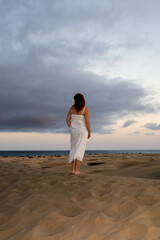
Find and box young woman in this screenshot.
[66,93,91,174]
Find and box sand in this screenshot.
[0,153,160,240]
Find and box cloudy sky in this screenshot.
[0,0,160,150]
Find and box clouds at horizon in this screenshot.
[0,0,160,134]
[144,123,160,131]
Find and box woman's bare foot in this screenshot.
[74,171,85,175]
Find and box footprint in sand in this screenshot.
[104,202,137,221]
[114,186,143,198]
[0,204,17,223]
[0,223,23,239]
[92,187,106,197]
[0,215,7,225]
[48,179,58,185]
[95,194,115,203]
[107,223,148,240]
[31,213,69,237]
[5,191,26,205]
[100,183,113,194]
[59,204,85,217]
[0,181,10,191]
[146,227,160,240]
[139,204,160,227]
[65,185,78,192]
[136,194,158,206]
[101,183,111,188]
[73,190,92,201]
[124,223,148,240]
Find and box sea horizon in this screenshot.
[0,149,160,157]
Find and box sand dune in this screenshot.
[0,154,160,240]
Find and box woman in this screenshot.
[66,93,91,175]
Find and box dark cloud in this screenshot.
[0,61,156,133]
[0,0,158,133]
[122,119,137,128]
[144,123,160,131]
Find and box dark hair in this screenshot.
[74,93,85,111]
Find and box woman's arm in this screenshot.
[66,107,72,127]
[84,107,91,139]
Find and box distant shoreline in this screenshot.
[0,150,160,157]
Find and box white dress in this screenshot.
[69,108,88,163]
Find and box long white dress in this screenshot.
[69,108,88,163]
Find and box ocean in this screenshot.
[0,150,160,157]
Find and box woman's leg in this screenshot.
[75,159,85,174]
[71,160,76,173]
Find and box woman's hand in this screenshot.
[88,133,91,139]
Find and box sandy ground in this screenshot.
[0,153,160,240]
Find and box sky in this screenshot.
[0,0,160,150]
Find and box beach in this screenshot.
[0,153,160,240]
